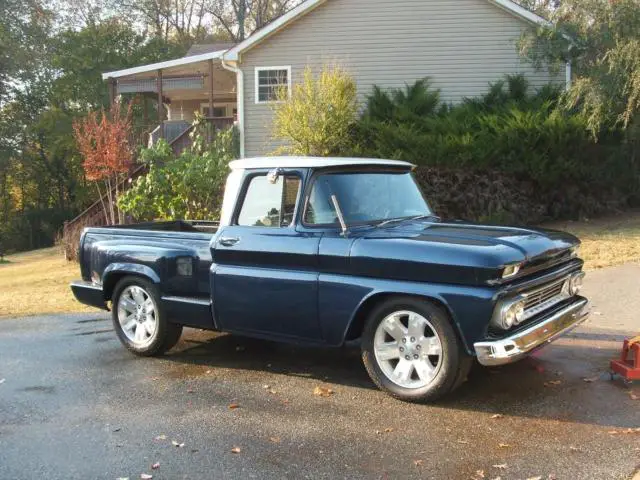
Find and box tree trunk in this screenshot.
[237,0,246,41]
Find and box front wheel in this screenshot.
[361,297,471,402]
[111,276,183,356]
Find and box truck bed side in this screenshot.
[73,226,215,329]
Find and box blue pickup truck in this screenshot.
[71,157,589,402]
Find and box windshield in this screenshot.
[304,171,431,226]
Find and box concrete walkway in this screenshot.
[582,262,640,333]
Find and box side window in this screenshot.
[238,174,301,227]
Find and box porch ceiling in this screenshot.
[113,60,236,100]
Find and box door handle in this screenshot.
[219,236,240,247]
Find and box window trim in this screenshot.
[254,66,292,104]
[234,170,303,228]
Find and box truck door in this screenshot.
[211,169,323,341]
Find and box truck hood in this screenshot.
[348,220,580,286]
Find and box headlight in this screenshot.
[568,271,584,295]
[492,297,526,330]
[513,301,525,324]
[569,245,580,258]
[502,263,521,278]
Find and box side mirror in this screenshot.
[267,168,283,184]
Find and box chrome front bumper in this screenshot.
[474,297,589,366]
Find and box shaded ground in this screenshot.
[0,265,639,479]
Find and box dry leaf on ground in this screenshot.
[154,434,166,440]
[229,403,240,409]
[525,477,542,480]
[171,440,185,448]
[493,464,508,470]
[269,436,280,443]
[498,443,511,448]
[490,414,503,419]
[151,463,160,470]
[231,446,241,454]
[629,391,639,400]
[140,474,153,480]
[583,376,599,383]
[544,380,562,387]
[313,386,334,397]
[413,459,423,467]
[475,470,485,478]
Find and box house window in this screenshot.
[238,174,301,227]
[255,66,291,104]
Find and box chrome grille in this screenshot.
[522,278,568,321]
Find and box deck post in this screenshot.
[142,94,149,145]
[208,59,215,142]
[157,69,164,140]
[108,78,117,107]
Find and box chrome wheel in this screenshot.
[117,285,157,347]
[373,310,443,389]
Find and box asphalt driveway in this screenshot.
[1,264,639,480]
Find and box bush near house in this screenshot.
[271,65,358,156]
[350,77,639,224]
[117,122,237,222]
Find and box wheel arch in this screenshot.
[343,291,472,355]
[103,263,161,301]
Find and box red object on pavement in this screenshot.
[610,336,640,381]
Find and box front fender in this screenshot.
[318,274,496,354]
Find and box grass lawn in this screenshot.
[1,210,639,318]
[0,247,91,318]
[546,209,640,270]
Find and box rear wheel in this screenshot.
[361,296,471,402]
[111,276,182,356]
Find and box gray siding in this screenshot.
[240,0,561,156]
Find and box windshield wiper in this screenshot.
[375,214,437,229]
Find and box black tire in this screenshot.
[111,276,183,356]
[361,296,472,402]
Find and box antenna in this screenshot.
[330,194,348,236]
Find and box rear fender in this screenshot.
[102,263,161,299]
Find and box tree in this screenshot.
[74,101,134,224]
[51,19,186,110]
[519,0,640,138]
[0,0,54,104]
[271,65,358,156]
[206,0,300,41]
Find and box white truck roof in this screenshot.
[229,157,415,170]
